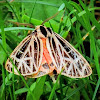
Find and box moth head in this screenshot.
[34,25,52,38]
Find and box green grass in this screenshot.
[0,0,100,100]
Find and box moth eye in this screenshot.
[40,26,47,37]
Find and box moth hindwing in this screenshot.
[5,25,92,78]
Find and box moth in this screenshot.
[5,25,92,78]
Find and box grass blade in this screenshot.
[92,77,100,100]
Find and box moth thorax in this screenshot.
[36,25,52,38]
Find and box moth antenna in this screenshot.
[41,11,60,25]
[8,20,34,28]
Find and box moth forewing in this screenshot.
[5,34,41,76]
[54,33,92,78]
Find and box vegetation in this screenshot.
[0,0,100,100]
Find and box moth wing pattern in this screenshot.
[5,25,92,78]
[5,34,43,76]
[47,31,92,78]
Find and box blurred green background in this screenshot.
[0,0,100,100]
